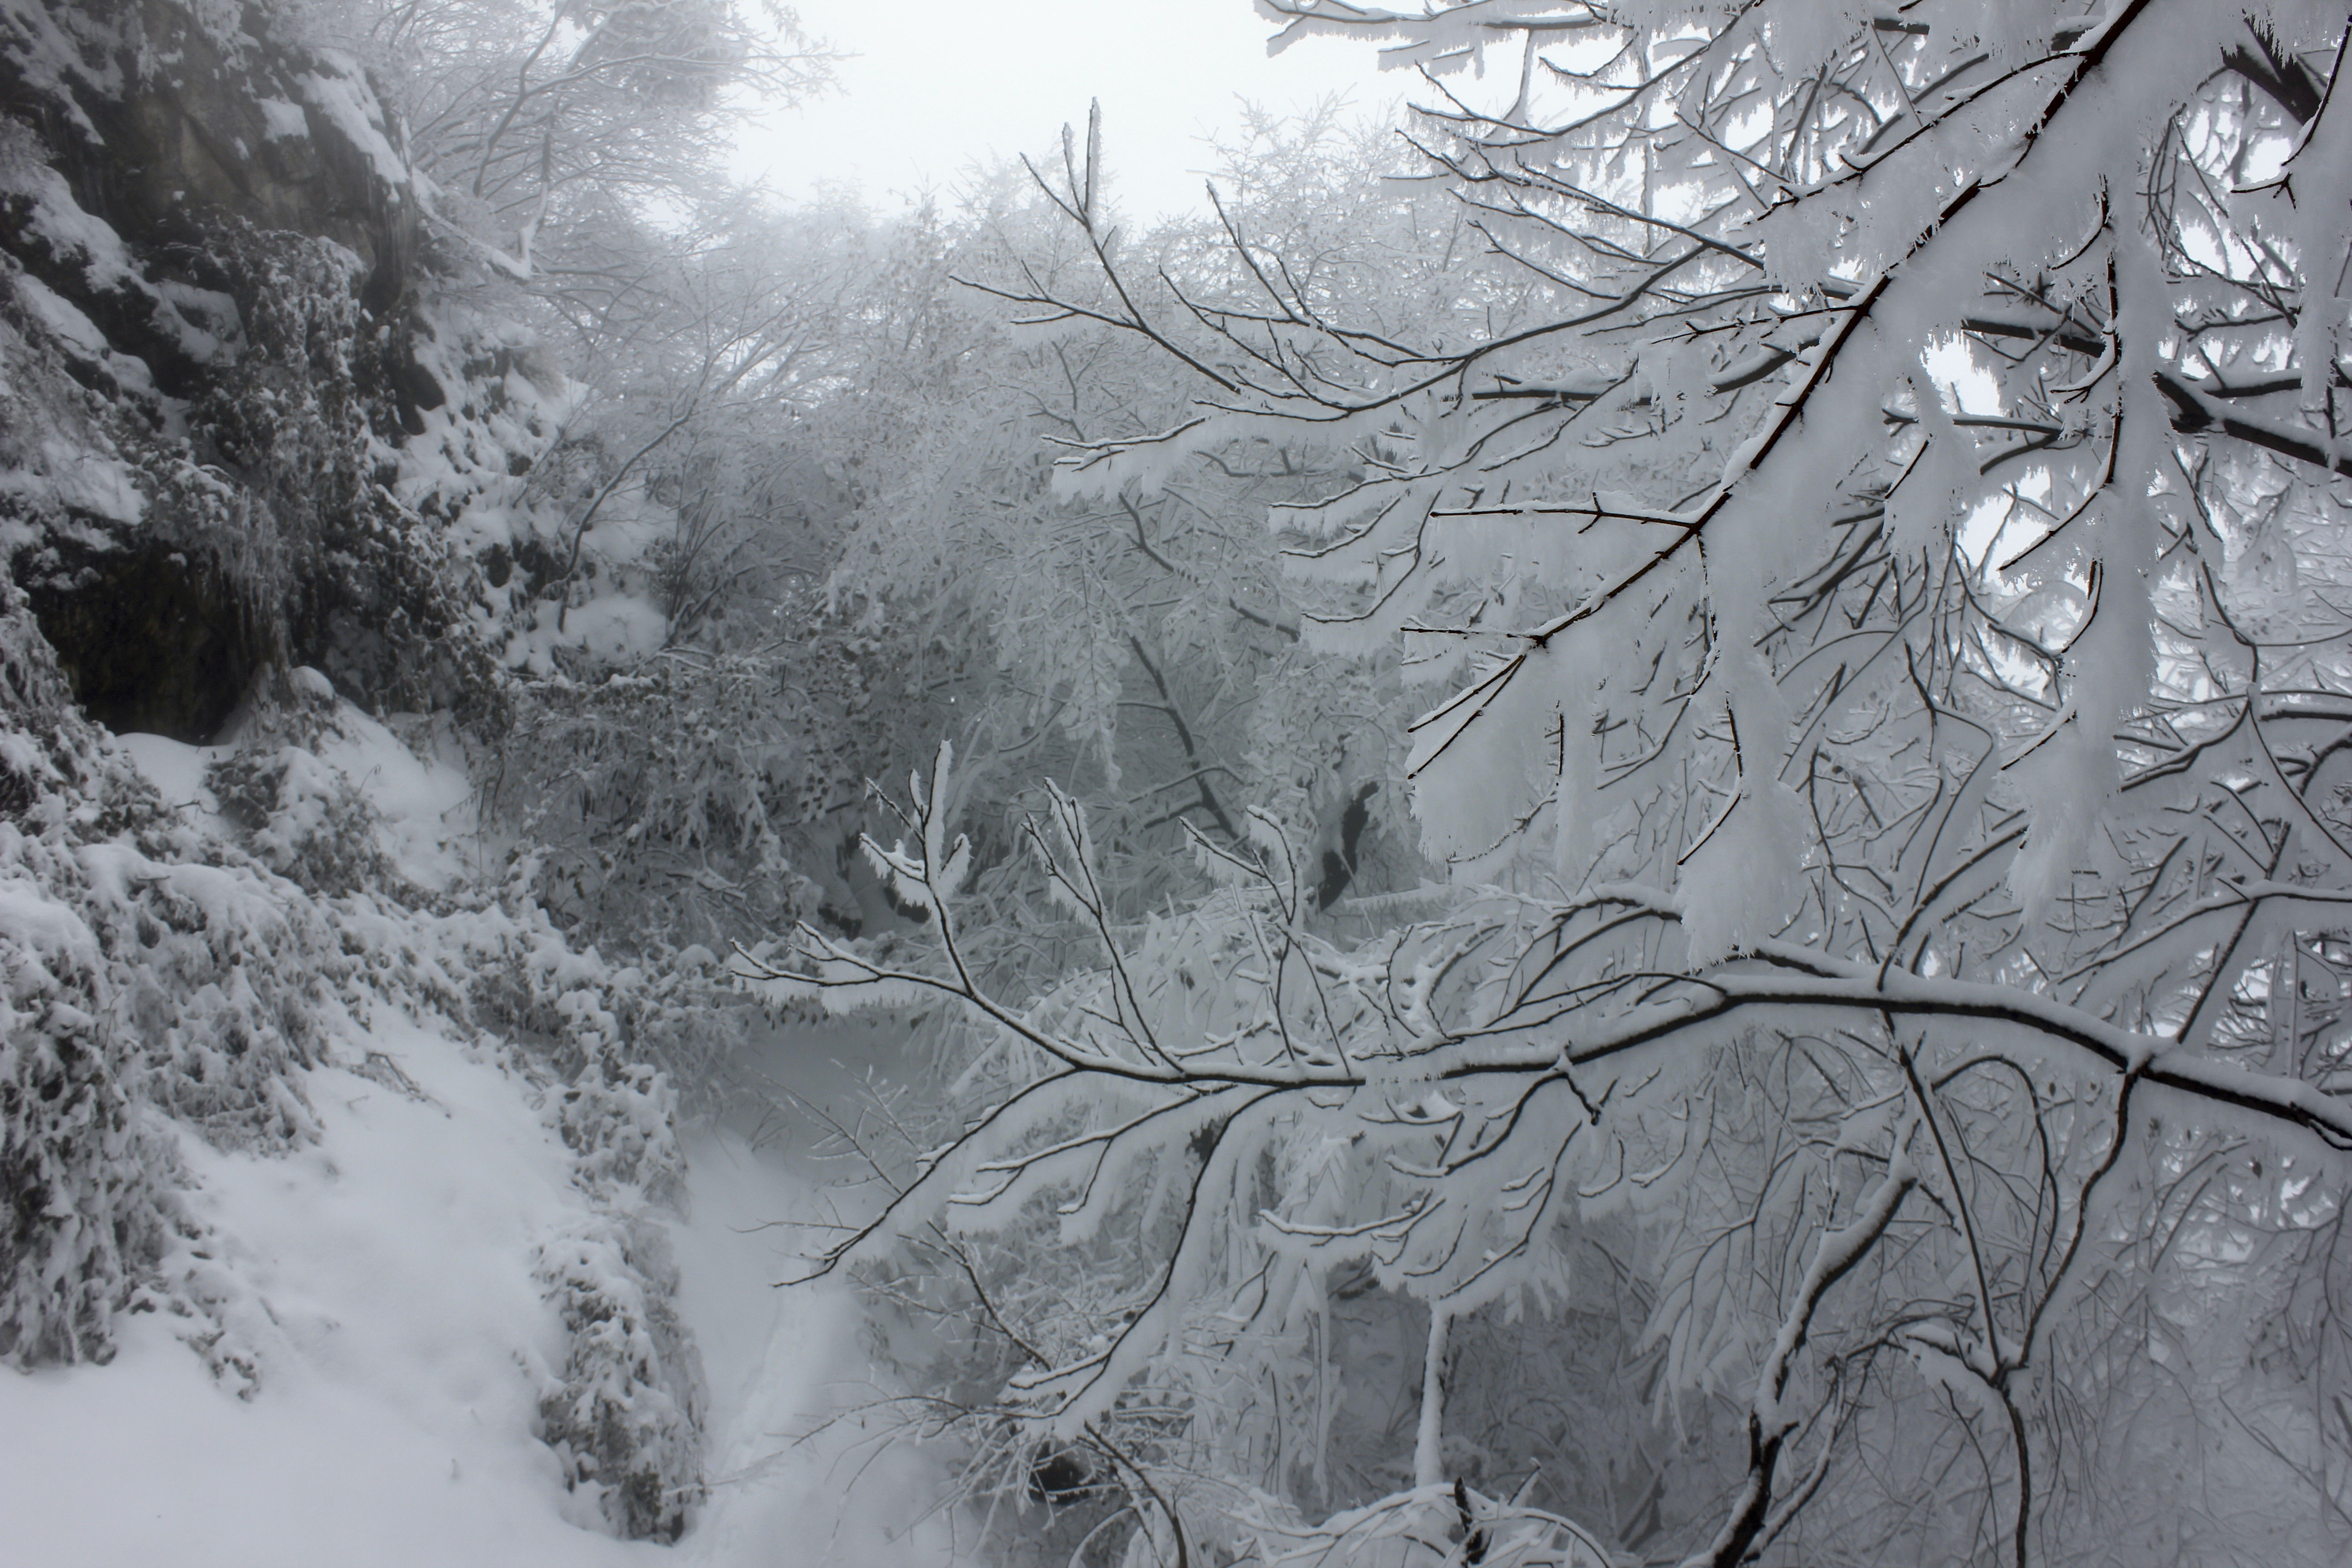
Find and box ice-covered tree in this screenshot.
[479,201,932,955]
[751,5,2352,1565]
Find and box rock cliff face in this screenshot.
[6,0,417,348]
[0,0,485,741]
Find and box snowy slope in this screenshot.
[0,1014,656,1567]
[0,1016,967,1567]
[0,691,968,1565]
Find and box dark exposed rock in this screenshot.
[4,0,418,317]
[18,532,266,741]
[0,0,502,739]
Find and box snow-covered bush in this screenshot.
[497,965,710,1540]
[554,1034,686,1209]
[530,982,707,1546]
[0,580,296,1366]
[189,216,504,721]
[207,745,391,897]
[0,879,182,1368]
[204,690,400,899]
[535,1210,706,1541]
[536,1048,701,1551]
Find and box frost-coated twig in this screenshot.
[1686,1129,1917,1568]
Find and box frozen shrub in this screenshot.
[536,1214,707,1542]
[0,950,180,1367]
[0,581,241,1363]
[495,640,897,956]
[554,1029,686,1210]
[186,216,501,722]
[207,741,392,897]
[535,1022,702,1537]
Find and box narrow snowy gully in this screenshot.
[675,1013,968,1567]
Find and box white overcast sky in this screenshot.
[734,1,1394,220]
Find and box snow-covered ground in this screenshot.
[2,714,967,1566]
[675,1113,961,1566]
[0,1009,965,1566]
[116,695,487,893]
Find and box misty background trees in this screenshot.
[4,0,2352,1563]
